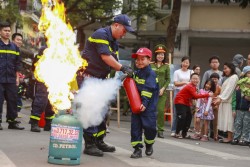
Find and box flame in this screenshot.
[35,0,88,113]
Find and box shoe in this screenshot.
[219,139,231,144]
[0,123,2,130]
[231,139,239,145]
[145,144,153,156]
[8,122,25,130]
[200,135,209,142]
[83,134,103,157]
[31,124,41,132]
[239,140,249,146]
[96,138,116,152]
[44,119,52,131]
[157,131,164,138]
[130,148,142,158]
[170,132,176,137]
[191,133,201,140]
[106,128,110,133]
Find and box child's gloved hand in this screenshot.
[140,104,146,112]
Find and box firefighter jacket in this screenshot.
[134,65,159,116]
[81,26,119,79]
[0,39,22,83]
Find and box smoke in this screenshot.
[73,77,121,129]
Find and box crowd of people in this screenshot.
[0,13,249,162]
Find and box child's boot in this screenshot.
[145,144,153,156]
[130,147,142,158]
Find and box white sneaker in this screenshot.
[171,132,176,137]
[106,128,110,133]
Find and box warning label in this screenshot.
[50,124,80,142]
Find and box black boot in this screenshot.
[96,136,116,152]
[30,119,41,132]
[0,123,2,130]
[8,121,25,130]
[145,144,153,156]
[83,134,103,157]
[157,131,164,138]
[130,147,142,158]
[44,119,52,131]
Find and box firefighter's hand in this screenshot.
[140,104,146,112]
[120,65,133,77]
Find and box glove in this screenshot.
[120,65,133,77]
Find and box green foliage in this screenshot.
[0,0,21,23]
[210,0,250,8]
[122,0,160,21]
[64,0,122,28]
[237,77,250,96]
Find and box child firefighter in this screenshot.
[129,48,159,158]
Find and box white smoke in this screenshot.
[73,77,121,129]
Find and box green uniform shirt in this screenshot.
[151,63,170,90]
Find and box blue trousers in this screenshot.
[131,113,157,148]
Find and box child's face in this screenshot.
[205,81,211,90]
[211,78,219,85]
[135,56,151,69]
[190,74,200,86]
[210,59,220,70]
[246,71,250,78]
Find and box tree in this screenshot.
[63,0,122,49]
[0,0,21,24]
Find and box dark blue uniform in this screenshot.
[131,66,159,148]
[29,46,54,124]
[0,39,21,123]
[81,27,119,138]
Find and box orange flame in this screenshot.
[35,0,87,112]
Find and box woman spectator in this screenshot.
[151,44,170,138]
[213,62,238,143]
[192,65,201,75]
[171,56,191,137]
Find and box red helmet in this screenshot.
[132,48,152,59]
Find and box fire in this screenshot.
[35,0,87,112]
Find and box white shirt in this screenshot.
[173,69,191,90]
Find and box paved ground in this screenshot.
[0,99,249,167]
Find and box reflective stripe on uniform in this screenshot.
[141,91,152,98]
[88,37,109,45]
[156,78,158,83]
[45,115,55,120]
[131,141,143,147]
[17,105,22,108]
[135,77,145,84]
[93,130,106,137]
[30,115,40,121]
[0,50,19,55]
[37,55,42,59]
[144,138,155,145]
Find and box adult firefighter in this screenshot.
[29,46,55,132]
[81,14,134,157]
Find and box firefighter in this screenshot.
[0,22,24,130]
[29,46,55,132]
[150,44,170,138]
[81,14,134,157]
[130,48,159,158]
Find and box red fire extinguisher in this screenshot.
[123,77,142,114]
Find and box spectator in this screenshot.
[171,56,192,137]
[231,66,250,146]
[174,73,213,139]
[213,62,238,143]
[0,22,24,130]
[232,54,246,78]
[201,56,222,88]
[192,65,201,75]
[151,44,170,138]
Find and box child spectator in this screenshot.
[231,66,250,146]
[130,48,159,158]
[210,73,221,141]
[191,79,216,141]
[174,73,213,139]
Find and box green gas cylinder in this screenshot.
[48,111,83,165]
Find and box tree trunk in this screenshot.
[166,0,182,55]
